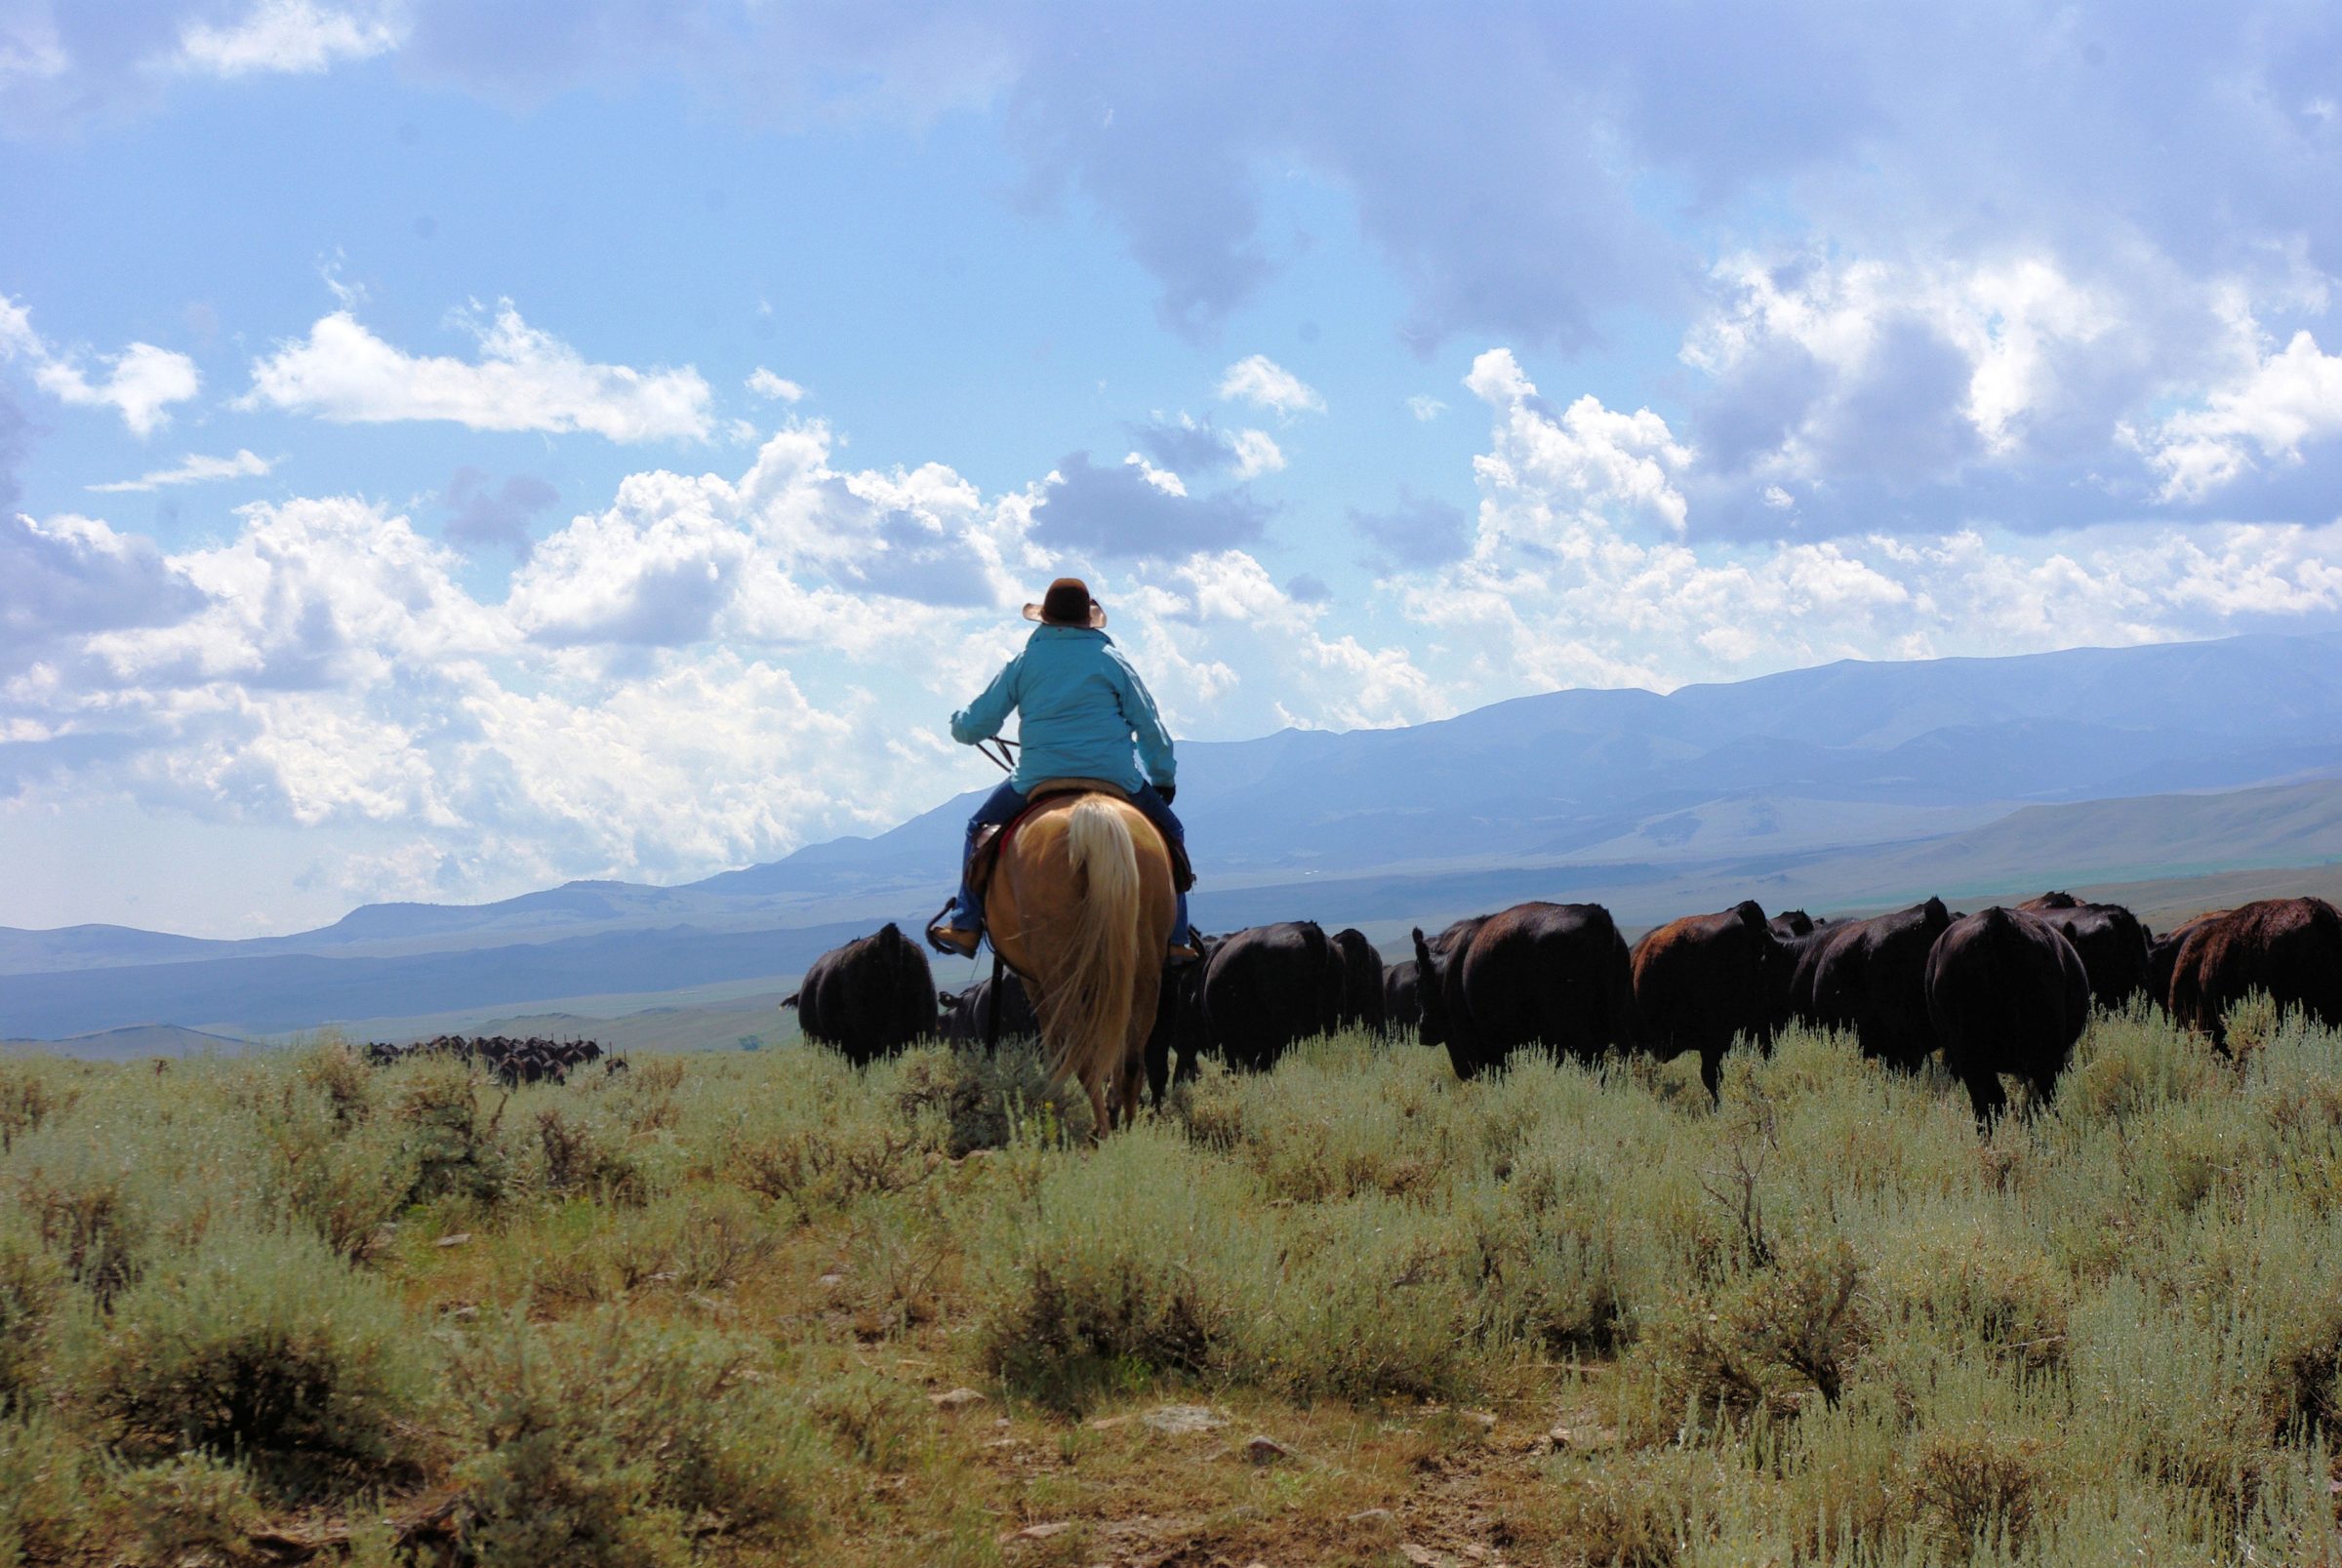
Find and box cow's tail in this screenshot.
[1045,796,1141,1091]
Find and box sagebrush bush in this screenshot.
[1909,1420,2052,1554]
[113,1450,267,1568]
[1192,1040,1458,1202]
[389,1057,514,1206]
[841,1197,955,1340]
[1772,1389,1915,1559]
[0,1412,89,1566]
[723,1099,941,1225]
[1455,1171,1628,1356]
[294,1040,379,1126]
[78,1226,433,1499]
[0,1062,77,1156]
[505,1197,626,1308]
[525,1103,650,1203]
[9,1132,151,1306]
[2056,1007,2189,1124]
[445,1308,817,1567]
[1872,1217,2071,1372]
[622,1054,688,1110]
[1638,1235,1870,1434]
[974,1124,1275,1410]
[599,1186,781,1296]
[890,1038,1092,1155]
[1539,1450,1707,1568]
[258,1096,418,1261]
[802,1359,932,1471]
[0,1206,62,1413]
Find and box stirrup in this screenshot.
[925,902,981,958]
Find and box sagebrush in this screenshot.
[2,1003,2340,1563]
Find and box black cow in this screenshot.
[784,923,939,1066]
[1144,937,1219,1104]
[2146,909,2223,1014]
[1768,909,1820,940]
[1409,917,1486,1053]
[1384,959,1424,1037]
[1410,902,1636,1080]
[1202,921,1342,1071]
[1782,922,1836,1026]
[1631,900,1790,1102]
[1925,906,2091,1125]
[1399,920,1487,1049]
[1803,897,1956,1071]
[2168,897,2342,1045]
[1327,928,1387,1032]
[936,973,1038,1049]
[2016,892,2152,1008]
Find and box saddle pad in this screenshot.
[967,788,1194,914]
[1027,776,1132,803]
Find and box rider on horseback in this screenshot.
[926,577,1196,963]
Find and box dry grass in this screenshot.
[4,1008,2342,1564]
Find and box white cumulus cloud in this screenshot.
[240,302,712,442]
[1393,344,2342,701]
[746,367,806,402]
[35,345,202,440]
[1229,428,1283,478]
[1216,354,1323,417]
[1466,348,1691,538]
[1,294,201,439]
[2141,329,2342,503]
[174,0,404,77]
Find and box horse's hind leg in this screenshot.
[1118,1049,1146,1127]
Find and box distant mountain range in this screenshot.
[0,1024,257,1061]
[6,631,2341,1040]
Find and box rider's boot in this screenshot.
[1166,891,1199,966]
[925,898,981,959]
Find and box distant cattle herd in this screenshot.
[360,1033,623,1085]
[781,892,2342,1125]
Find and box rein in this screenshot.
[975,735,1033,1013]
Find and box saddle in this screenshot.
[967,778,1196,916]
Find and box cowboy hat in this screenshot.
[1023,577,1108,628]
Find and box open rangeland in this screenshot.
[6,999,2342,1566]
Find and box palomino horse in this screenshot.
[988,787,1178,1133]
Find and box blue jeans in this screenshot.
[949,781,1191,948]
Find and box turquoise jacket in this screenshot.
[951,625,1177,794]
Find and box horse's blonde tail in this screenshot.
[1042,796,1140,1091]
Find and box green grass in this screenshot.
[3,1010,2342,1564]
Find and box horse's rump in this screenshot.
[1039,796,1141,1087]
[990,791,1175,1131]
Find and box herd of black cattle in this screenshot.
[786,893,2342,1125]
[360,1033,622,1085]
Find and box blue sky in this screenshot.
[8,0,2342,936]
